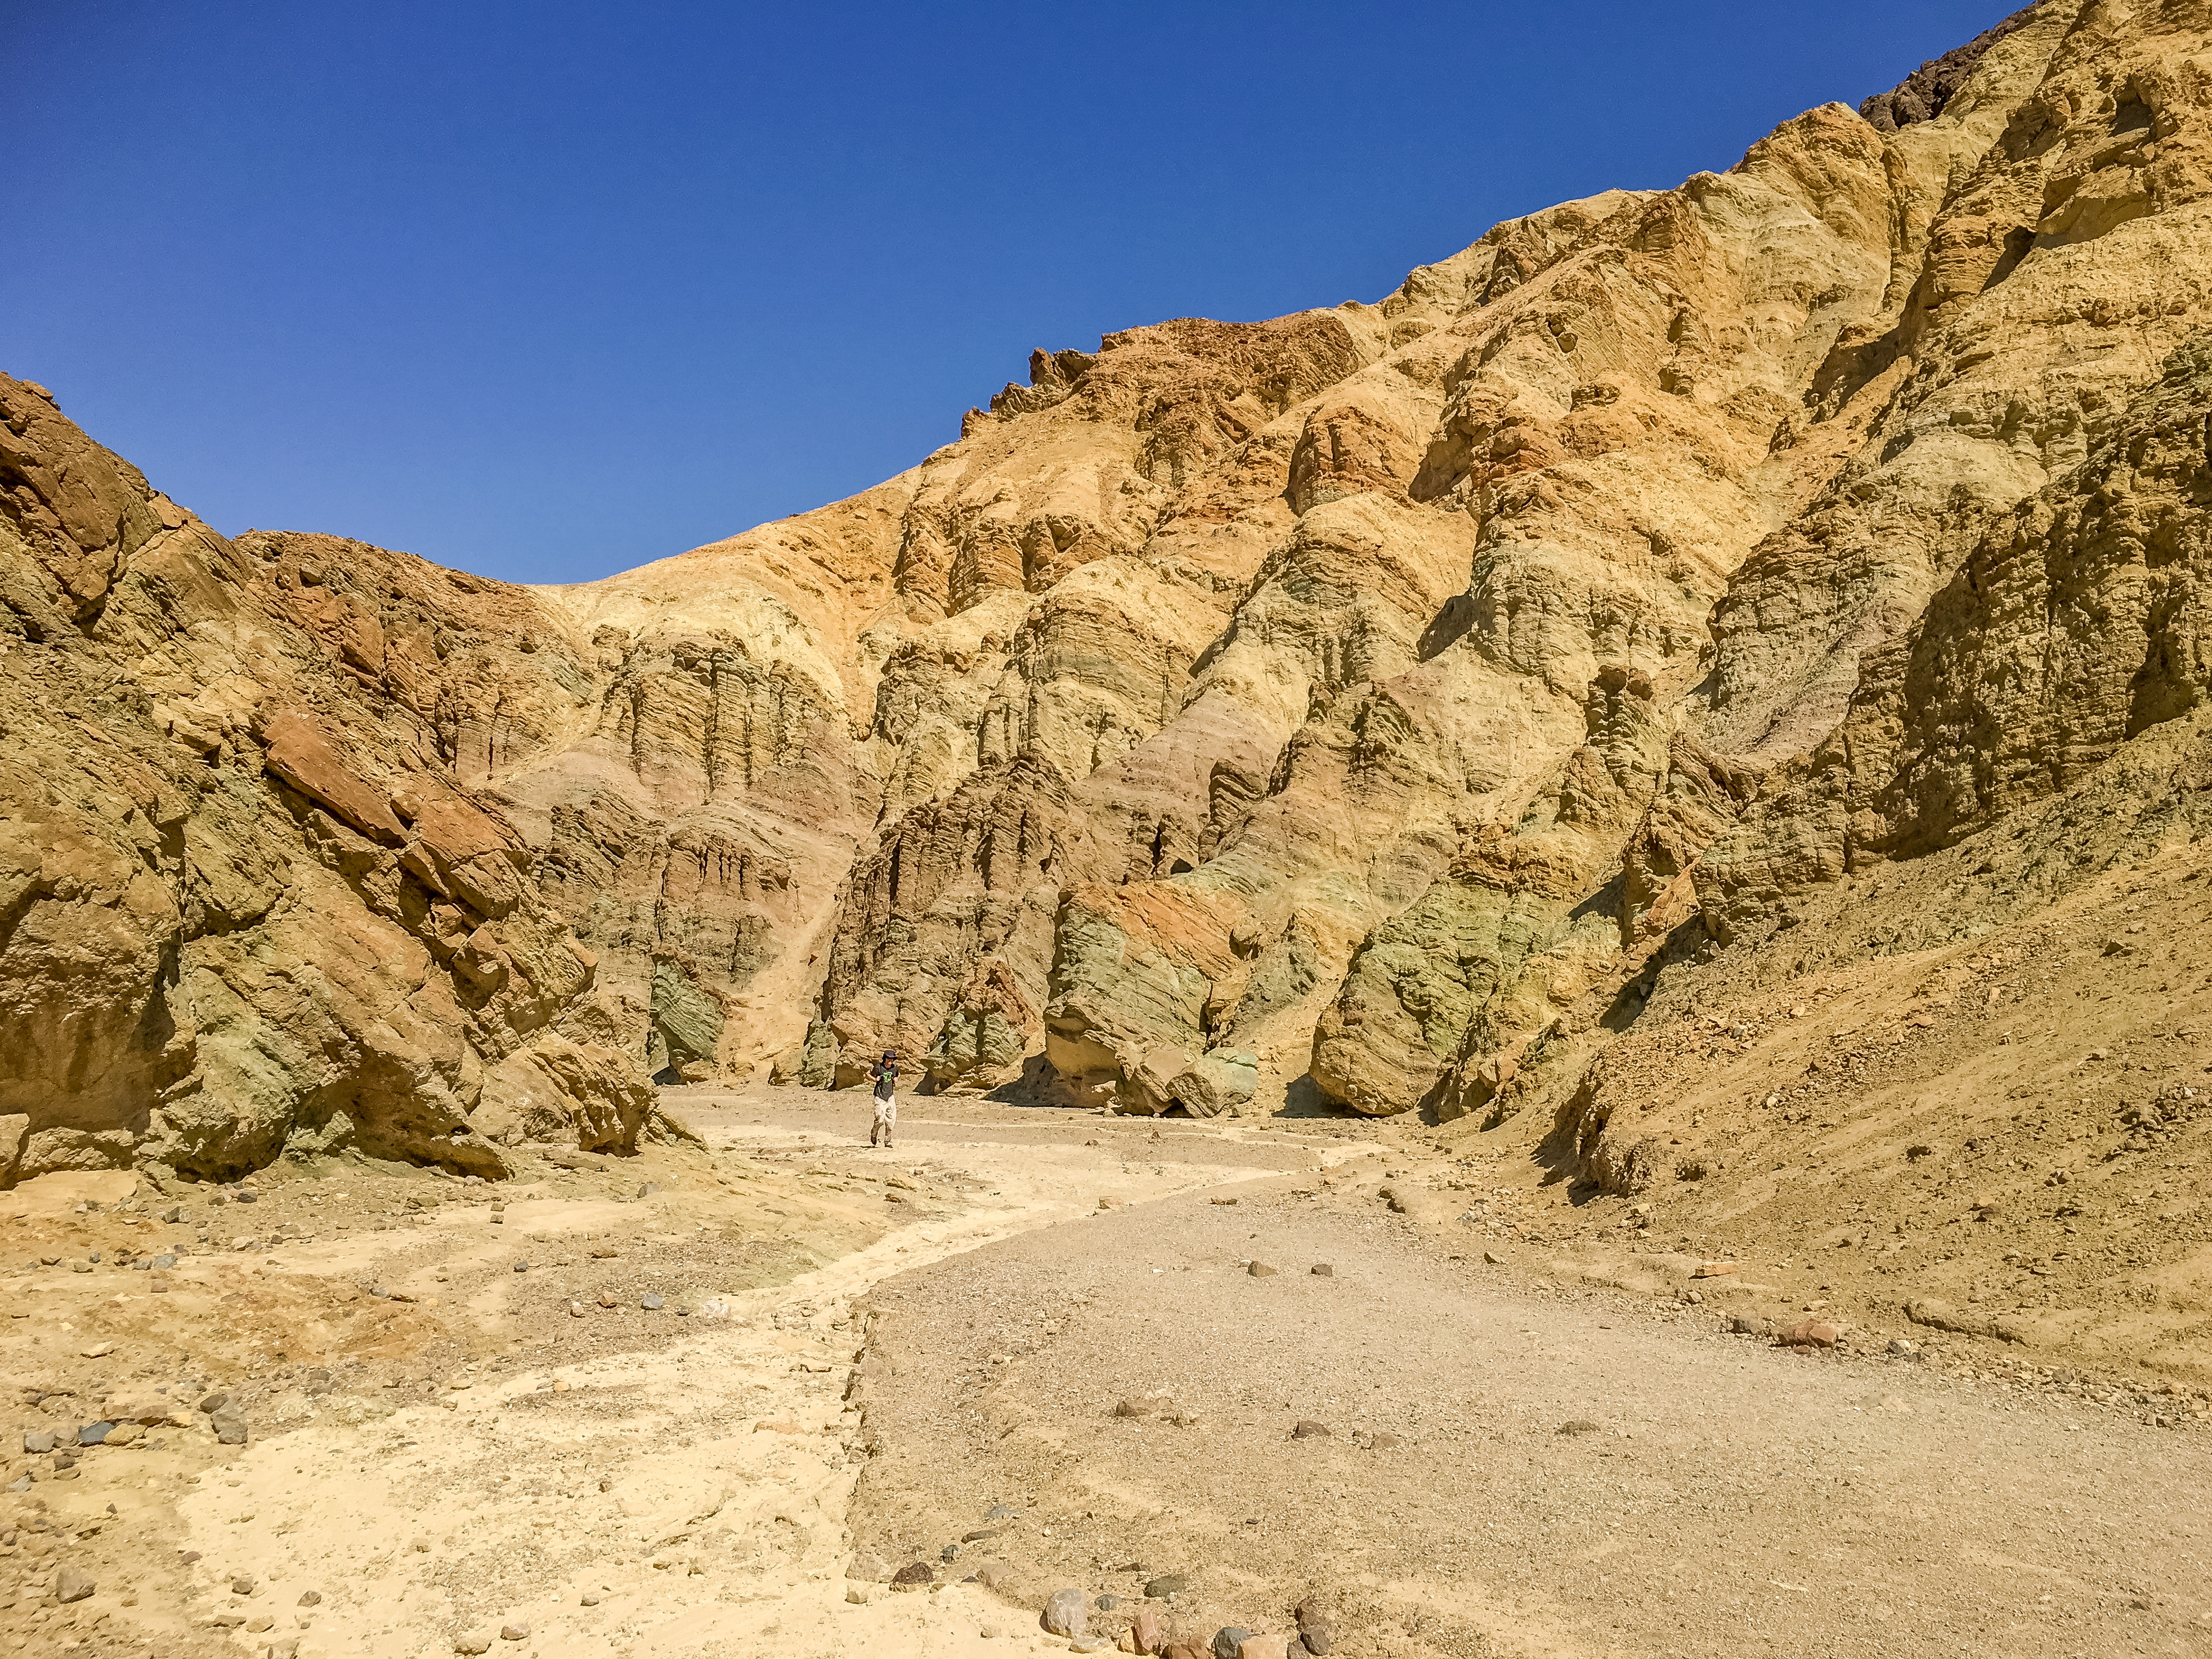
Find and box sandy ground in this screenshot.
[850,1174,2212,1658]
[0,1085,2205,1658]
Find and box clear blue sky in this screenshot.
[7,1,2013,586]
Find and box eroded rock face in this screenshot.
[0,381,653,1183]
[19,0,2212,1155]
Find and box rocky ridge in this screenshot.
[10,0,2212,1213]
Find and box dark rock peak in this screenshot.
[1859,3,2042,133]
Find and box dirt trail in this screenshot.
[4,1088,2205,1659]
[0,1088,1345,1658]
[850,1173,2212,1658]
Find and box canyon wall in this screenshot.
[16,0,2212,1183]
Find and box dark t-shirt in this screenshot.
[872,1063,897,1101]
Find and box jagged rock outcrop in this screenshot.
[0,384,655,1183]
[25,0,2212,1165]
[1859,7,2041,132]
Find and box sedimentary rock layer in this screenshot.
[20,0,2212,1184]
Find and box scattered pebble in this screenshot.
[1247,1262,1277,1278]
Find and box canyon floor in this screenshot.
[2,1085,2208,1659]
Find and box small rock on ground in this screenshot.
[1295,1600,1334,1655]
[1778,1319,1841,1348]
[1042,1585,1090,1637]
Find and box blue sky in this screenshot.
[7,1,2013,585]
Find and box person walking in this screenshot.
[868,1051,899,1148]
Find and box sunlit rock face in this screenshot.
[27,1,2212,1167]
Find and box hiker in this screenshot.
[868,1050,898,1147]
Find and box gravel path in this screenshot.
[848,1167,2212,1657]
[36,1084,2190,1659]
